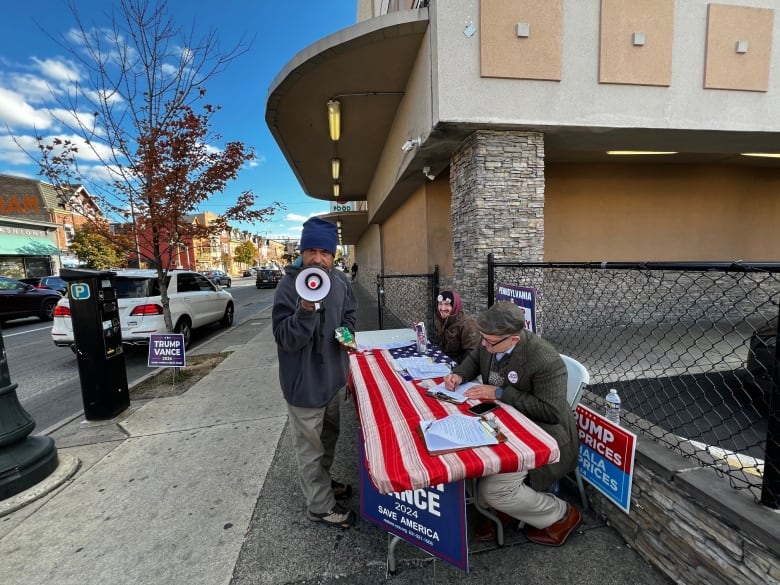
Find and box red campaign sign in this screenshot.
[575,404,634,475]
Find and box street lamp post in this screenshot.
[0,328,58,500]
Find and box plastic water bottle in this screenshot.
[605,388,621,425]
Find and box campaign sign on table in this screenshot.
[575,404,637,513]
[147,333,186,367]
[495,283,536,332]
[359,437,469,572]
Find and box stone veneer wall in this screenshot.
[581,392,780,585]
[450,130,545,315]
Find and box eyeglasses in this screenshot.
[480,334,512,348]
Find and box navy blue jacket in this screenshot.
[272,264,357,408]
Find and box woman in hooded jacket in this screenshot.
[433,289,480,364]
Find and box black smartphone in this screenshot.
[468,402,499,416]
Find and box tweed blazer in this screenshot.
[453,329,578,490]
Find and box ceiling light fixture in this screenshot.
[606,150,677,155]
[331,158,341,180]
[333,183,340,197]
[741,152,780,158]
[327,99,341,141]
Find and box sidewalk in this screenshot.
[0,284,673,584]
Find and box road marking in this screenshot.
[2,325,53,337]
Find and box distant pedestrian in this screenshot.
[350,262,358,282]
[272,217,358,529]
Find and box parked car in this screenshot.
[256,268,283,289]
[19,275,68,295]
[0,275,63,324]
[740,317,778,411]
[201,269,231,288]
[242,268,258,277]
[51,269,234,349]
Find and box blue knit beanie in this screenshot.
[300,217,337,256]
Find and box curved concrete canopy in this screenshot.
[266,11,429,205]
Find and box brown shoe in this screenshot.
[525,505,582,547]
[474,510,517,542]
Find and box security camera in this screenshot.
[423,166,436,181]
[401,138,420,153]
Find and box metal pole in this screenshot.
[487,253,495,307]
[377,273,383,330]
[760,307,780,508]
[431,264,440,331]
[0,327,58,499]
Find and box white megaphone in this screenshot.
[295,266,331,308]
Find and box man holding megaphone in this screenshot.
[272,216,357,529]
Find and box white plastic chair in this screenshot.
[560,354,590,511]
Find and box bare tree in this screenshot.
[29,0,280,331]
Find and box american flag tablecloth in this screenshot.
[349,346,560,494]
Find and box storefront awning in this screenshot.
[0,234,60,256]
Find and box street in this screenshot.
[1,277,272,432]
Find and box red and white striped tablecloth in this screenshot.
[349,349,560,494]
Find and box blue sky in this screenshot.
[0,0,356,241]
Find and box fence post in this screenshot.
[487,253,495,307]
[376,273,384,330]
[760,307,780,508]
[432,265,440,328]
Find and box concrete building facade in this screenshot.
[267,0,780,312]
[266,2,780,583]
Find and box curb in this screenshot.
[0,454,80,518]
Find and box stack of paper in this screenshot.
[392,356,451,379]
[420,413,499,453]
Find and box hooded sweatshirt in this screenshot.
[272,263,357,408]
[433,290,480,364]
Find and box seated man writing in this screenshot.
[442,302,581,546]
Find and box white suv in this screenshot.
[51,269,234,349]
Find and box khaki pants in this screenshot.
[286,389,343,514]
[479,470,567,529]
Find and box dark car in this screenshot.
[19,275,68,295]
[201,269,231,288]
[740,317,778,411]
[0,275,63,324]
[256,268,282,289]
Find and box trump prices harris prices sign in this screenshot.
[576,404,636,513]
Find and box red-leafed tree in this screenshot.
[28,0,281,331]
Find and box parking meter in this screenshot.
[60,268,130,420]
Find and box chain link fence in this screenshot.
[376,267,439,333]
[488,257,780,505]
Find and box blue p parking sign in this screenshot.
[70,282,91,300]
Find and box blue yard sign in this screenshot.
[359,437,469,572]
[575,404,637,513]
[494,283,536,332]
[148,333,186,367]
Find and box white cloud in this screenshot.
[0,133,40,165]
[285,213,309,222]
[5,72,53,104]
[30,57,81,83]
[0,87,53,129]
